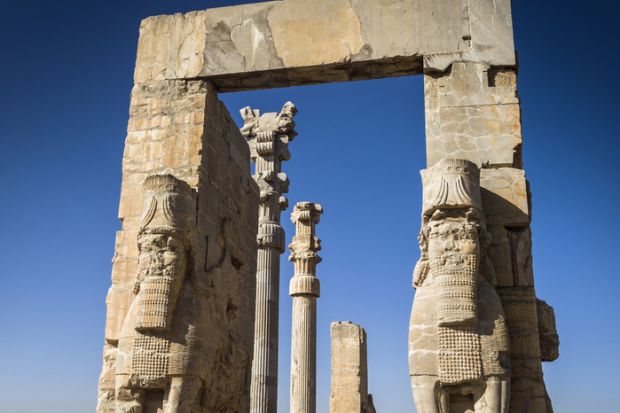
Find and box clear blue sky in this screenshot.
[0,1,618,412]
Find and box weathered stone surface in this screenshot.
[133,0,515,90]
[486,226,535,288]
[537,299,559,362]
[240,102,298,413]
[330,322,376,413]
[410,159,511,412]
[497,287,553,412]
[97,79,259,412]
[481,167,530,227]
[289,202,323,413]
[425,62,522,168]
[421,59,558,411]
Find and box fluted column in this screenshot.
[241,102,298,413]
[289,202,323,413]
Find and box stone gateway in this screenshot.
[97,1,558,412]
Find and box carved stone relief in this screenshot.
[114,174,203,413]
[410,159,510,413]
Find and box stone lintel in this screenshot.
[133,0,516,91]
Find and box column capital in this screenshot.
[289,202,323,262]
[289,202,323,296]
[240,101,297,213]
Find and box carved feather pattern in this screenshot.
[140,196,157,229]
[433,177,449,206]
[162,195,173,223]
[455,175,470,204]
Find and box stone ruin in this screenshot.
[97,1,559,412]
[330,322,377,413]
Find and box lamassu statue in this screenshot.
[114,174,200,413]
[409,159,510,413]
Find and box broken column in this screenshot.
[289,202,323,413]
[329,322,376,413]
[240,102,298,413]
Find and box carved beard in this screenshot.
[427,219,480,327]
[135,233,187,333]
[426,217,486,384]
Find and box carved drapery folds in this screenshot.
[410,159,510,412]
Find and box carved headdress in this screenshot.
[139,174,194,243]
[421,158,482,218]
[133,174,195,335]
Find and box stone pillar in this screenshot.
[240,102,298,413]
[410,159,511,412]
[288,202,323,413]
[411,61,559,412]
[329,322,377,413]
[97,79,259,412]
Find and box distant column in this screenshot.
[241,102,298,413]
[330,322,377,413]
[289,202,323,413]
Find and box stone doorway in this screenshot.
[220,76,426,411]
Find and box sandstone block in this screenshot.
[330,322,376,413]
[481,167,530,226]
[133,0,515,90]
[425,63,522,167]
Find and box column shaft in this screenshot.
[241,102,298,413]
[250,247,281,412]
[288,202,323,413]
[290,296,317,413]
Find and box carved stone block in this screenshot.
[132,0,515,90]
